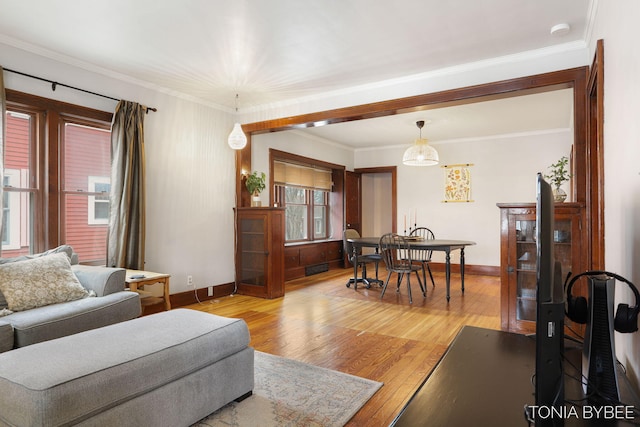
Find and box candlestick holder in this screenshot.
[404,224,418,236]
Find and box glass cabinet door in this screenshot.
[514,217,573,323]
[239,217,267,287]
[515,219,537,323]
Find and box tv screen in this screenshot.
[534,173,565,416]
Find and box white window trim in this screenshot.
[88,176,110,225]
[2,169,23,250]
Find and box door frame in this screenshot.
[355,166,397,234]
[586,39,605,270]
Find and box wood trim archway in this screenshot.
[587,40,605,270]
[237,66,598,262]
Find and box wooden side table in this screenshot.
[125,270,171,312]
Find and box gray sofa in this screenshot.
[0,248,141,353]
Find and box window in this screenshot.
[276,186,330,242]
[2,170,24,250]
[283,187,308,240]
[62,122,112,262]
[4,90,113,263]
[2,110,37,257]
[313,190,328,239]
[273,159,333,243]
[87,177,111,224]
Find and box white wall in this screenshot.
[356,130,573,267]
[588,0,640,388]
[1,42,237,294]
[251,130,354,209]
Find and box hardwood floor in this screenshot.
[185,268,501,426]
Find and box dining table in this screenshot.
[347,236,476,302]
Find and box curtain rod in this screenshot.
[3,67,157,113]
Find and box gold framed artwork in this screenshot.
[442,164,474,203]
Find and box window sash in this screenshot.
[276,185,329,243]
[2,108,38,256]
[60,120,111,263]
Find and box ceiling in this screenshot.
[0,0,590,147]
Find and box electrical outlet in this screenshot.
[208,286,213,297]
[187,275,193,287]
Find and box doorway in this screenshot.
[362,172,393,237]
[356,166,397,239]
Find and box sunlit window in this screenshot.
[273,159,332,243]
[4,91,112,263]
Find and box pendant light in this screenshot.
[402,120,439,166]
[228,93,247,150]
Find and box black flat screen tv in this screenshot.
[535,173,565,419]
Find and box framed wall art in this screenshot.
[442,163,474,203]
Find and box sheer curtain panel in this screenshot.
[107,100,146,269]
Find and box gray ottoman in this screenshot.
[0,309,254,427]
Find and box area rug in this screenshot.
[194,351,383,427]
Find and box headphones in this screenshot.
[565,271,640,333]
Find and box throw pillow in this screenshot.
[0,252,90,312]
[0,245,75,310]
[0,244,74,265]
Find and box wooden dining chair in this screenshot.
[343,229,382,289]
[409,227,437,288]
[379,233,425,304]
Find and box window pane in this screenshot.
[64,193,109,262]
[286,205,307,241]
[2,111,35,256]
[314,205,326,239]
[94,182,110,195]
[313,190,325,204]
[64,123,110,191]
[4,111,34,189]
[62,123,111,263]
[285,187,305,204]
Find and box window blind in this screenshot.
[273,160,332,190]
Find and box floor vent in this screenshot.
[306,263,329,276]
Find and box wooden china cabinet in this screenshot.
[234,207,285,299]
[497,202,585,334]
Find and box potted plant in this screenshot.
[245,171,266,207]
[544,156,571,202]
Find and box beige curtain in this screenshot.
[107,100,146,269]
[0,66,5,248]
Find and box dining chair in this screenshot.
[409,227,437,288]
[379,233,425,304]
[343,229,382,289]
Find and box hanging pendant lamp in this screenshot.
[228,94,247,150]
[402,120,439,166]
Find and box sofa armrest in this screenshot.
[71,265,126,297]
[0,321,13,353]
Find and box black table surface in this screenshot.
[390,326,640,427]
